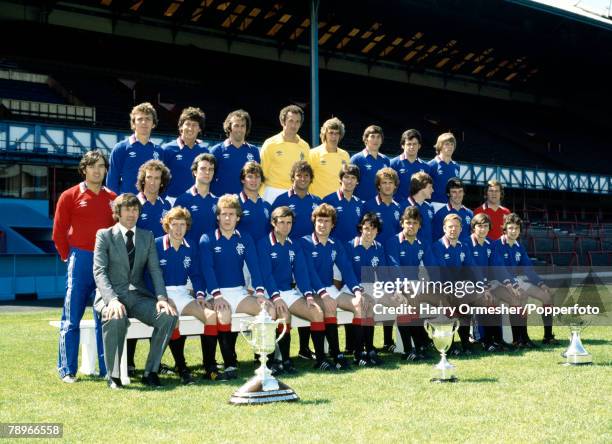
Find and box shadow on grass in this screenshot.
[456,377,498,383]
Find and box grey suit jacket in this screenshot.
[93,223,167,309]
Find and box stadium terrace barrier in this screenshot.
[1,99,96,123]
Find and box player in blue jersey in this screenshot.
[385,206,437,360]
[323,164,364,243]
[344,212,400,366]
[199,194,272,379]
[258,206,326,373]
[106,102,164,195]
[162,107,208,204]
[210,109,261,196]
[154,207,224,383]
[431,214,489,354]
[350,125,390,201]
[390,129,430,200]
[404,171,435,248]
[301,203,375,371]
[174,153,218,244]
[237,161,271,242]
[135,159,172,238]
[432,177,473,244]
[272,161,322,360]
[468,213,518,352]
[363,167,402,244]
[427,132,460,211]
[491,213,558,347]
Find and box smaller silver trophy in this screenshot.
[424,316,460,382]
[230,305,299,404]
[561,323,592,366]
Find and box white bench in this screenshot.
[50,310,402,385]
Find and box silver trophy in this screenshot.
[230,305,299,404]
[560,323,592,366]
[424,316,460,382]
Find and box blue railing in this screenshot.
[1,120,610,194]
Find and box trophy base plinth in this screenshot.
[430,376,458,383]
[560,353,593,366]
[229,377,299,405]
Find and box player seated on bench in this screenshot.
[491,213,558,348]
[300,203,373,371]
[198,194,274,380]
[154,206,224,383]
[257,206,321,374]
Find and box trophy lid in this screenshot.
[253,303,276,324]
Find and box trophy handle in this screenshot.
[275,318,287,343]
[239,319,255,347]
[424,319,434,338]
[451,318,460,336]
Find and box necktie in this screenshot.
[126,230,135,270]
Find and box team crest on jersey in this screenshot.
[161,209,168,219]
[243,210,251,217]
[515,252,521,262]
[183,256,191,269]
[246,153,254,161]
[264,208,269,219]
[236,243,245,255]
[356,207,361,217]
[159,259,167,266]
[78,200,88,207]
[487,248,491,257]
[211,204,217,213]
[371,256,379,267]
[331,250,337,261]
[437,168,443,175]
[465,215,471,224]
[394,211,400,221]
[190,205,199,212]
[270,252,278,259]
[418,250,424,260]
[141,213,148,220]
[300,152,305,160]
[153,151,160,160]
[289,250,295,263]
[460,251,466,262]
[312,203,318,210]
[353,255,361,262]
[129,151,137,158]
[214,246,222,253]
[176,154,183,161]
[428,210,434,218]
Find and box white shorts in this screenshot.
[166,285,194,315]
[323,285,351,300]
[274,288,303,308]
[262,186,288,205]
[333,264,342,281]
[219,286,250,313]
[516,276,534,292]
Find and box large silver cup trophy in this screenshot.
[424,316,460,382]
[560,322,592,366]
[229,305,299,404]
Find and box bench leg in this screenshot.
[120,338,131,385]
[79,328,98,375]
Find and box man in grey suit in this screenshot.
[94,193,177,389]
